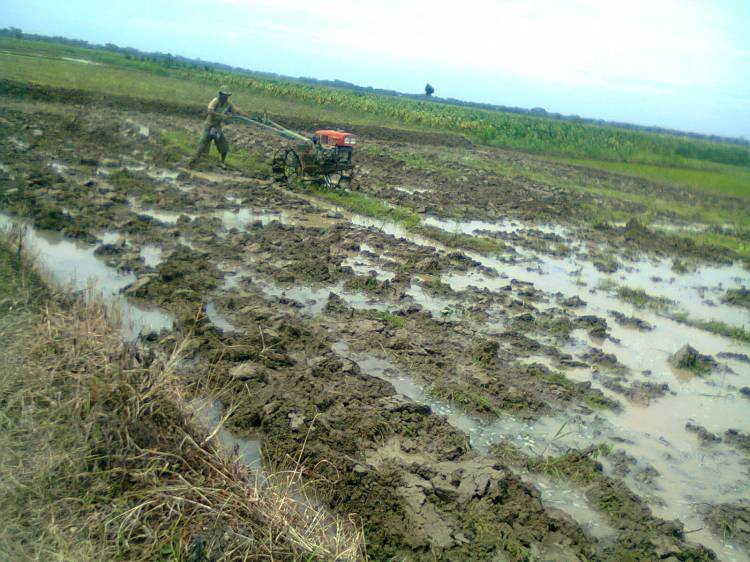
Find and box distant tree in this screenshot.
[9,27,23,39]
[425,83,435,97]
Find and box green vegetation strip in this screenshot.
[556,157,750,200]
[2,37,750,169]
[599,281,750,343]
[309,185,508,255]
[669,314,750,344]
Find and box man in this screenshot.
[191,85,245,167]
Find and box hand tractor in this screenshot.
[231,113,357,188]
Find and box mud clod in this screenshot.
[701,503,750,551]
[685,422,722,444]
[669,345,717,375]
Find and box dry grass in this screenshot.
[0,232,365,561]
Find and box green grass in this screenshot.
[722,288,750,309]
[669,313,750,344]
[310,185,421,228]
[679,230,750,264]
[161,129,271,176]
[308,185,508,255]
[413,224,507,254]
[0,42,393,131]
[613,286,676,312]
[429,382,501,415]
[374,311,407,329]
[557,157,750,200]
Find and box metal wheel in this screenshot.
[323,168,354,189]
[323,172,342,189]
[272,148,301,183]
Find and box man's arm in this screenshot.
[224,102,251,118]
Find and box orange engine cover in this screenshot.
[316,130,356,147]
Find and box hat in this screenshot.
[218,85,232,96]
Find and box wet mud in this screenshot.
[2,90,749,560]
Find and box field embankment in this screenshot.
[0,234,364,561]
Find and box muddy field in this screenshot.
[1,90,749,561]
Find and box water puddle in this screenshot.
[129,192,337,232]
[341,245,396,281]
[206,300,240,333]
[136,207,198,225]
[147,169,179,183]
[423,216,569,238]
[7,137,28,151]
[523,474,617,540]
[593,257,749,329]
[389,205,749,333]
[177,236,195,250]
[189,399,262,469]
[349,215,441,249]
[139,244,163,267]
[255,279,393,315]
[61,57,100,65]
[218,208,285,230]
[405,281,462,318]
[394,185,431,195]
[49,160,68,175]
[332,341,572,454]
[124,119,150,138]
[124,163,147,173]
[598,403,750,562]
[332,341,626,537]
[220,204,341,231]
[332,332,750,560]
[220,264,393,315]
[256,189,749,555]
[442,264,749,552]
[0,212,173,340]
[0,162,14,179]
[98,231,124,245]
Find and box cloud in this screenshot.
[209,0,739,92]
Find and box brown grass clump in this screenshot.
[0,235,365,561]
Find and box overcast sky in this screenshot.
[2,0,749,138]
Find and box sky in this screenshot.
[2,0,749,138]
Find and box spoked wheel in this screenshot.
[323,168,355,189]
[272,148,301,183]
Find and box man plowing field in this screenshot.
[189,85,357,187]
[190,85,248,167]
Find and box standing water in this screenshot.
[0,212,172,340]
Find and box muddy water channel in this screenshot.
[0,212,172,340]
